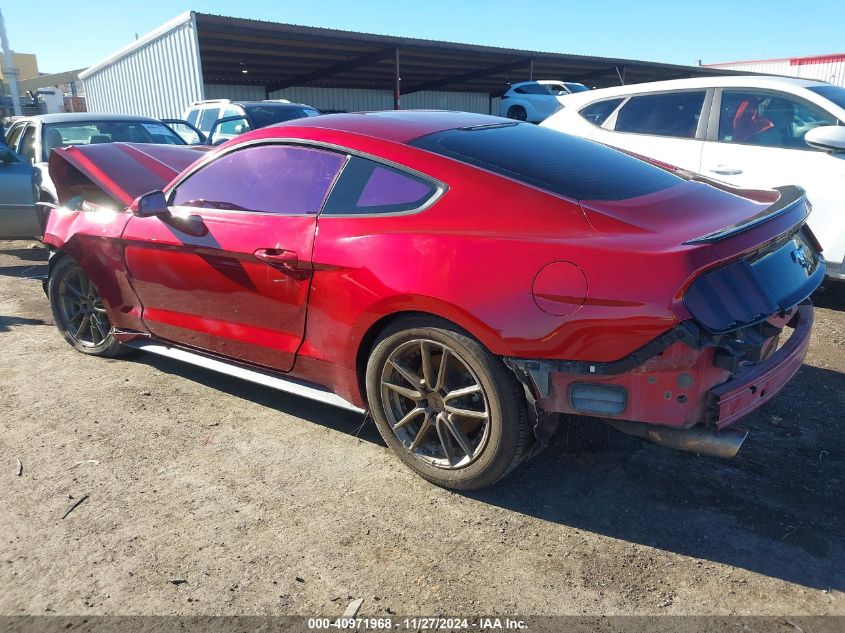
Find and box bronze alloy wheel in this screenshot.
[366,317,531,489]
[380,338,492,469]
[55,264,111,347]
[48,256,127,357]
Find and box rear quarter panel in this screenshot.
[294,133,694,379]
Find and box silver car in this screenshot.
[3,113,197,206]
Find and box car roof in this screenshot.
[510,80,567,87]
[234,101,314,108]
[188,100,312,109]
[559,74,830,100]
[271,110,509,143]
[16,113,164,124]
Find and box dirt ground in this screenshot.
[0,239,843,617]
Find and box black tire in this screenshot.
[365,316,531,490]
[48,255,129,357]
[506,105,528,121]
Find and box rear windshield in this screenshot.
[409,122,682,201]
[246,105,321,128]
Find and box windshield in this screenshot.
[245,105,321,128]
[807,85,845,112]
[409,122,683,201]
[42,120,185,161]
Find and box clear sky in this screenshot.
[2,0,843,74]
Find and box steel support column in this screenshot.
[616,65,626,85]
[394,48,401,110]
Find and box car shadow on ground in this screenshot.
[0,245,48,280]
[813,279,845,311]
[131,344,844,592]
[0,263,48,279]
[0,315,46,332]
[0,245,48,261]
[471,362,845,592]
[125,351,384,446]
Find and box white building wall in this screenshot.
[708,57,845,88]
[80,13,204,118]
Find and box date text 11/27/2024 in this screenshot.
[307,617,528,629]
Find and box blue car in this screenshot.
[0,138,40,239]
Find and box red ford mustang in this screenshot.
[42,111,824,489]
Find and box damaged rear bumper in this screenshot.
[505,303,814,455]
[706,303,812,429]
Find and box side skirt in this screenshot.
[125,340,365,414]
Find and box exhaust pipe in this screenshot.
[604,419,747,459]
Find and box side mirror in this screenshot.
[132,190,170,218]
[805,125,845,152]
[0,146,18,165]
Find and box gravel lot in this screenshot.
[0,240,843,617]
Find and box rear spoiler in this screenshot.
[683,185,808,245]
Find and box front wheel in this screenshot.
[48,255,128,357]
[365,318,531,489]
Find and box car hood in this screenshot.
[48,142,212,207]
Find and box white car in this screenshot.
[541,76,845,279]
[183,99,320,144]
[499,80,589,123]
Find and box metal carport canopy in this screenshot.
[194,12,736,105]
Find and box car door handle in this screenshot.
[253,248,299,267]
[708,165,744,176]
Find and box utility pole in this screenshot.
[0,6,22,116]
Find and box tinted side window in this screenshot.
[323,157,437,215]
[544,84,568,95]
[579,98,624,126]
[216,116,250,137]
[614,91,706,138]
[564,83,590,93]
[524,83,550,95]
[20,125,37,162]
[197,107,220,133]
[5,122,25,149]
[718,90,839,148]
[808,85,845,110]
[171,145,345,214]
[185,109,200,126]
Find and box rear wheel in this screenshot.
[48,256,128,357]
[366,317,531,489]
[506,105,528,121]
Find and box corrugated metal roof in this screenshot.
[192,12,737,94]
[79,11,746,120]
